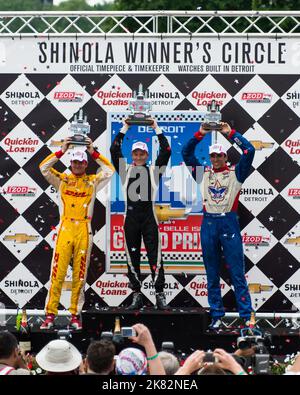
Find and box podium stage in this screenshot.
[2,307,300,357]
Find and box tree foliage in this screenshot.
[113,0,300,11]
[0,0,113,12]
[0,0,300,12]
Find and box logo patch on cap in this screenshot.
[209,144,226,155]
[70,150,88,162]
[131,142,149,153]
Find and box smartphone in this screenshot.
[121,327,136,337]
[203,352,217,363]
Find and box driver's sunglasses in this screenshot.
[210,153,225,158]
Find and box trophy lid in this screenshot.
[138,83,144,95]
[209,100,220,112]
[136,83,144,99]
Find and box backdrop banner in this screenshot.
[0,36,299,311]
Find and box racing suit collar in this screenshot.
[70,172,87,177]
[212,165,229,173]
[132,162,148,167]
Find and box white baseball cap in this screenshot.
[131,141,149,153]
[209,144,227,155]
[70,150,88,162]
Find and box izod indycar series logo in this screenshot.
[53,91,83,102]
[241,92,272,103]
[288,189,300,199]
[3,233,39,243]
[190,91,227,107]
[1,186,36,196]
[3,137,39,153]
[242,234,271,246]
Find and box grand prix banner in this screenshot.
[0,36,299,312]
[108,112,211,274]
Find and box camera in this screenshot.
[237,335,264,350]
[237,329,271,375]
[100,331,113,341]
[203,352,218,363]
[121,327,136,337]
[57,329,71,340]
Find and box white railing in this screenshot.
[0,11,299,36]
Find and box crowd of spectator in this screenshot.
[0,324,299,376]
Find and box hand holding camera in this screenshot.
[213,348,246,375]
[121,327,136,337]
[203,352,218,364]
[175,349,205,375]
[128,323,153,348]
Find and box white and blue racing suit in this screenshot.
[182,129,255,319]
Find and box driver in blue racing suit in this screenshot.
[182,122,255,329]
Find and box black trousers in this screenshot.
[124,208,165,293]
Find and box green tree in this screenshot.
[113,0,300,10]
[113,0,254,11]
[0,0,45,11]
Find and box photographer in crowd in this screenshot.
[175,348,247,375]
[127,323,166,375]
[114,323,165,375]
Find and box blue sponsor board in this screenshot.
[109,112,212,214]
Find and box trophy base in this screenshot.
[201,123,223,131]
[69,136,89,146]
[126,115,153,126]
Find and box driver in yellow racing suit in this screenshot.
[39,137,114,330]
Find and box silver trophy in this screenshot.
[201,100,222,131]
[126,83,153,125]
[69,109,90,145]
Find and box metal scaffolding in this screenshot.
[0,11,299,36]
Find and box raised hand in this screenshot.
[150,117,158,130]
[199,125,211,135]
[122,118,130,131]
[85,137,95,155]
[61,137,72,154]
[219,122,232,136]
